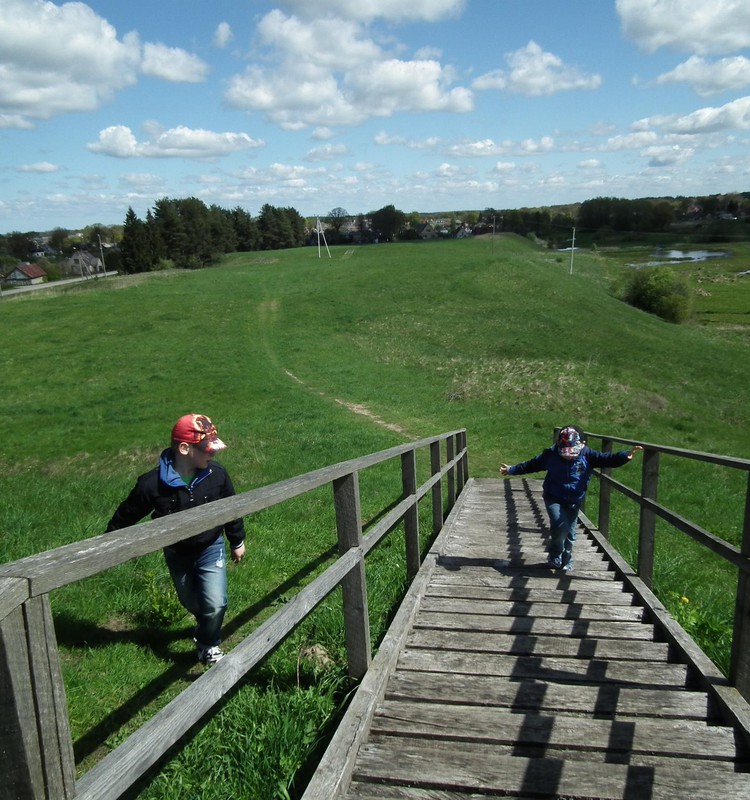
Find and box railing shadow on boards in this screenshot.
[580,429,750,702]
[0,429,469,800]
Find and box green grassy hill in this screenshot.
[1,235,748,797]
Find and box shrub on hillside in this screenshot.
[623,266,692,323]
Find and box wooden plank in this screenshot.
[385,672,713,720]
[419,596,646,622]
[397,648,689,688]
[0,605,44,799]
[0,576,29,623]
[431,568,625,590]
[370,699,741,760]
[347,785,536,799]
[351,737,750,800]
[406,628,670,661]
[23,596,75,798]
[334,472,371,679]
[413,610,655,640]
[425,583,636,605]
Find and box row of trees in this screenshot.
[4,192,748,276]
[119,199,307,273]
[478,193,749,247]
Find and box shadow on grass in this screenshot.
[54,543,339,766]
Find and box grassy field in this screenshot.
[1,234,748,798]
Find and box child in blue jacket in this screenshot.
[500,426,642,571]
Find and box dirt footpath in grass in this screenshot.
[285,370,416,439]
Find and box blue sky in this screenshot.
[1,0,749,233]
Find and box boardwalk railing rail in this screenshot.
[585,430,750,701]
[0,429,468,800]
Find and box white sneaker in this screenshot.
[197,645,225,666]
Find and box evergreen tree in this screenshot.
[231,207,259,251]
[120,207,151,273]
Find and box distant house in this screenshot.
[64,250,103,276]
[416,222,439,240]
[4,262,47,286]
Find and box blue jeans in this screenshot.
[545,500,579,567]
[163,538,227,648]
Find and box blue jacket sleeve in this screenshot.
[585,449,632,469]
[507,449,551,476]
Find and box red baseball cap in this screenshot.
[171,414,226,453]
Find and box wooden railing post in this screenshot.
[638,448,660,587]
[730,473,750,700]
[598,438,613,539]
[0,588,75,800]
[456,431,468,493]
[401,449,420,579]
[430,441,443,535]
[446,436,456,507]
[332,472,371,680]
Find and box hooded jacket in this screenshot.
[507,444,631,506]
[106,448,245,555]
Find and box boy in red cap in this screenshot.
[500,426,641,571]
[107,414,246,665]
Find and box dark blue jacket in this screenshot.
[107,448,245,555]
[507,445,631,506]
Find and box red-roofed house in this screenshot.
[4,262,48,286]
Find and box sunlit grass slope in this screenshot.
[1,235,748,797]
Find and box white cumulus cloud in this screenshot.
[0,0,210,127]
[641,96,750,133]
[88,125,265,158]
[141,43,209,83]
[224,10,473,128]
[616,0,750,55]
[473,41,601,96]
[655,55,750,96]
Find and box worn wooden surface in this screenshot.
[306,477,750,800]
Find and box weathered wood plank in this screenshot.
[370,699,741,760]
[351,738,750,800]
[419,595,646,622]
[334,472,371,679]
[23,596,75,798]
[0,576,29,623]
[397,647,689,687]
[406,628,670,661]
[0,605,44,799]
[385,672,713,720]
[413,610,655,640]
[431,567,624,590]
[426,582,636,605]
[346,785,536,799]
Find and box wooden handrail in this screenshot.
[0,430,468,800]
[585,430,750,701]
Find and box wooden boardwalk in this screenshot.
[303,477,750,800]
